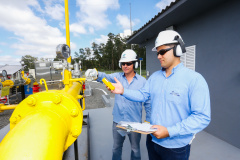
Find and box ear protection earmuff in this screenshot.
[134,61,139,69]
[173,35,186,57]
[134,56,139,69]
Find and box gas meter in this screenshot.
[1,70,7,78]
[56,44,71,59]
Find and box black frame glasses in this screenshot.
[157,47,174,56]
[121,62,133,66]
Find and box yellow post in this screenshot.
[0,82,84,160]
[64,0,70,48]
[64,0,72,64]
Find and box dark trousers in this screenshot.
[112,122,141,160]
[146,134,191,160]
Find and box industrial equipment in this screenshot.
[0,0,88,159]
[0,48,86,160]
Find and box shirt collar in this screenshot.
[122,71,138,80]
[172,62,184,73]
[161,62,184,77]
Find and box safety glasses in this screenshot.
[121,62,133,66]
[157,47,174,56]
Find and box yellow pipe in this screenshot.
[64,0,71,64]
[63,69,70,91]
[66,82,82,98]
[40,78,48,91]
[82,96,85,110]
[0,111,68,159]
[1,80,14,88]
[0,104,17,112]
[69,78,86,82]
[64,0,70,47]
[0,82,83,160]
[21,71,31,85]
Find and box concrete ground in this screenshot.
[86,107,240,160]
[0,110,13,129]
[84,81,115,109]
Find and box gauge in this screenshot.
[56,44,71,59]
[1,70,7,77]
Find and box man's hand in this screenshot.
[151,125,169,139]
[110,77,124,94]
[85,68,98,80]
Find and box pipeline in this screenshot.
[0,0,87,158]
[0,81,85,160]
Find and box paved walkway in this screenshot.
[86,107,240,160]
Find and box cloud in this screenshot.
[116,14,140,30]
[70,42,77,50]
[74,0,120,35]
[94,35,109,44]
[119,29,132,39]
[0,0,66,63]
[155,0,175,11]
[42,0,65,21]
[45,4,65,21]
[0,55,21,65]
[70,23,87,35]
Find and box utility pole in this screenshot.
[130,3,132,35]
[130,3,133,49]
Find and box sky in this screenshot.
[0,0,174,65]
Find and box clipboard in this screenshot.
[116,121,157,134]
[116,125,155,134]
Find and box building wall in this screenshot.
[146,0,240,148]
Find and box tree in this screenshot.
[73,32,146,71]
[21,55,38,71]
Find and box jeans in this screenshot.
[146,134,191,160]
[112,122,141,160]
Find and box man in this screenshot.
[111,30,211,160]
[85,49,151,160]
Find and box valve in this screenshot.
[32,82,41,94]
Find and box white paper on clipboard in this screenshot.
[117,121,157,133]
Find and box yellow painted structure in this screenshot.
[0,104,17,112]
[0,0,87,159]
[1,80,14,88]
[21,71,31,85]
[0,81,85,160]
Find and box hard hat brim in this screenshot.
[152,47,157,51]
[119,59,138,62]
[152,40,178,52]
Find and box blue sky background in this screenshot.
[0,0,174,65]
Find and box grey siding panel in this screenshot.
[146,38,162,78]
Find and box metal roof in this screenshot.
[0,65,22,75]
[127,0,228,45]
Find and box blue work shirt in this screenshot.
[97,72,151,123]
[123,63,211,148]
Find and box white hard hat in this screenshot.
[119,49,138,62]
[152,30,183,51]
